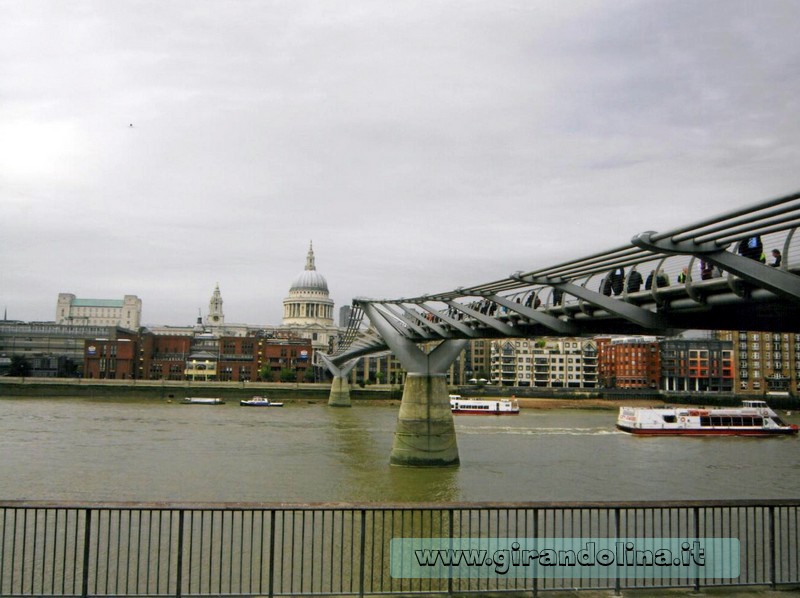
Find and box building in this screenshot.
[339,305,352,328]
[138,331,194,380]
[83,334,139,379]
[596,336,661,389]
[0,320,134,376]
[717,330,800,395]
[660,338,734,392]
[281,242,339,356]
[205,283,225,329]
[531,338,598,388]
[56,294,141,329]
[489,337,597,388]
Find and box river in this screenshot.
[1,396,798,503]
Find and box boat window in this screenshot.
[720,416,733,426]
[700,416,711,426]
[663,415,677,423]
[753,417,763,426]
[771,416,786,426]
[732,417,743,426]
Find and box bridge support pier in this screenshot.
[390,373,459,467]
[328,375,352,407]
[360,302,467,467]
[319,355,358,407]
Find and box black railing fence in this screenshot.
[0,500,797,596]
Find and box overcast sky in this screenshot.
[2,1,799,327]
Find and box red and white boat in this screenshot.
[449,395,520,415]
[617,400,798,436]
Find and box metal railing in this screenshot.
[0,500,798,596]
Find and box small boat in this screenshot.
[240,396,283,407]
[617,400,798,436]
[181,397,225,405]
[449,395,520,415]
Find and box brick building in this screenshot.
[596,336,661,389]
[83,332,140,379]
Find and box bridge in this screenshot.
[321,190,800,466]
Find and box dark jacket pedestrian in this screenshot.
[738,235,765,262]
[770,249,782,267]
[700,260,714,280]
[627,269,643,293]
[609,267,625,296]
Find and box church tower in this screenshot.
[206,283,225,327]
[282,242,334,327]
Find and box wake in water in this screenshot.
[456,425,623,436]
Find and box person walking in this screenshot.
[627,267,643,292]
[770,249,782,267]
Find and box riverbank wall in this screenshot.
[0,377,402,401]
[1,377,797,408]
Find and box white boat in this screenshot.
[617,400,798,436]
[181,397,225,405]
[449,396,520,415]
[240,396,283,407]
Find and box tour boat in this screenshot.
[181,397,225,405]
[240,396,283,407]
[449,395,520,415]
[616,400,798,436]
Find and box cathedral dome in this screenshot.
[290,269,329,293]
[289,243,329,292]
[282,241,334,329]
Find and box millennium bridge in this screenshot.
[321,190,800,466]
[3,191,800,597]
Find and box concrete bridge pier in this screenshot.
[319,355,357,407]
[390,370,460,467]
[360,303,467,467]
[328,375,352,407]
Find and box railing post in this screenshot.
[613,508,621,596]
[447,508,454,597]
[268,510,276,598]
[175,510,185,598]
[769,506,776,589]
[693,506,701,593]
[81,509,92,598]
[358,509,366,598]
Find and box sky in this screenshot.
[2,1,800,327]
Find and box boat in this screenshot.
[616,400,798,436]
[449,395,520,415]
[240,396,284,407]
[181,397,225,405]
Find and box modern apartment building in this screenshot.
[490,337,598,388]
[660,338,734,392]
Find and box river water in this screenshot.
[0,396,798,503]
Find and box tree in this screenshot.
[258,364,273,382]
[303,367,315,383]
[279,367,296,383]
[9,355,31,377]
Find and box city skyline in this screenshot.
[3,1,800,325]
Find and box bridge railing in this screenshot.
[326,191,800,363]
[0,500,798,597]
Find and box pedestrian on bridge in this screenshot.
[626,267,643,292]
[770,248,782,267]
